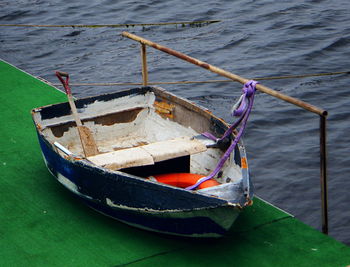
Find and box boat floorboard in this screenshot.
[1,60,349,267]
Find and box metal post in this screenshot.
[141,44,148,86]
[320,115,328,234]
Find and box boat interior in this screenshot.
[32,87,243,185]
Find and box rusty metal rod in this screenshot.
[122,31,329,235]
[141,44,148,86]
[320,115,328,234]
[122,31,327,117]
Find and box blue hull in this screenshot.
[38,133,240,237]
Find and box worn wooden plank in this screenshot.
[142,137,207,162]
[87,137,207,170]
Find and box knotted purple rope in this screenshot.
[186,80,258,190]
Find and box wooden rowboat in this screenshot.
[31,32,257,237]
[32,85,253,237]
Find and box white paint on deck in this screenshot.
[38,90,243,190]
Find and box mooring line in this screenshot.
[49,71,349,87]
[0,20,220,28]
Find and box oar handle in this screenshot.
[55,70,81,126]
[55,71,72,95]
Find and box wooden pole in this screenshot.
[55,71,99,157]
[141,44,148,86]
[122,31,327,117]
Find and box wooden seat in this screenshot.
[87,136,208,170]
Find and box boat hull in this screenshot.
[33,87,252,237]
[38,133,240,237]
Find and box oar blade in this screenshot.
[77,126,99,157]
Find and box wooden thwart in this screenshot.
[87,137,207,170]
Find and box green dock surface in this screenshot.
[1,60,350,266]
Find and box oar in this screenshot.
[55,71,99,157]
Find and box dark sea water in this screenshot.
[1,0,349,245]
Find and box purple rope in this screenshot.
[186,80,258,190]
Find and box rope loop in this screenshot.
[187,80,258,190]
[243,80,258,97]
[232,80,258,117]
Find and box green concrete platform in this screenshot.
[1,60,350,267]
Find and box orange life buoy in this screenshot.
[150,173,220,189]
